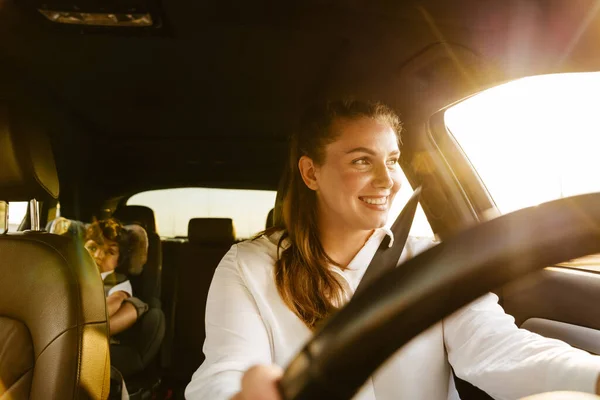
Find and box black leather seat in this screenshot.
[159,238,185,375]
[0,103,111,399]
[170,218,235,387]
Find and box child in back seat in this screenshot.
[83,218,149,336]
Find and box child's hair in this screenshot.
[85,218,132,274]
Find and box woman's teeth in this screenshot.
[361,197,387,205]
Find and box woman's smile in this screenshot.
[358,195,389,210]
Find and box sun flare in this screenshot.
[445,72,600,214]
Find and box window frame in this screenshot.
[428,109,498,221]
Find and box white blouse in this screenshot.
[185,229,600,400]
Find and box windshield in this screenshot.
[444,72,600,215]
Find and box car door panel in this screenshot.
[521,317,600,355]
[502,267,600,346]
[455,266,600,400]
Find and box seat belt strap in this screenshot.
[354,186,422,296]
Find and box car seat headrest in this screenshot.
[47,217,87,239]
[188,218,235,245]
[0,103,59,201]
[124,224,149,276]
[113,205,157,234]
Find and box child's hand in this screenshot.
[106,291,130,317]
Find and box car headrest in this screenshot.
[123,224,149,276]
[113,205,157,234]
[46,217,87,239]
[188,218,235,245]
[0,104,59,200]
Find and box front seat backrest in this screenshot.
[0,103,111,399]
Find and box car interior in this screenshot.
[2,0,600,399]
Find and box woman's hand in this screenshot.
[231,365,283,400]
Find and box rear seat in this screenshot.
[169,218,236,386]
[157,237,186,392]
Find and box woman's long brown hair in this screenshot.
[267,99,401,330]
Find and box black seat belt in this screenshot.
[354,186,422,296]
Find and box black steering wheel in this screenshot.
[279,193,600,400]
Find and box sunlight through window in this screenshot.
[8,202,27,232]
[128,188,277,239]
[445,72,600,214]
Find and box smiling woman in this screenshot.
[186,99,600,400]
[445,72,600,215]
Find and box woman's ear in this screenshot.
[298,156,319,191]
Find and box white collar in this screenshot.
[380,225,394,248]
[100,270,114,280]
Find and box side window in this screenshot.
[444,72,600,214]
[443,72,600,272]
[8,201,28,232]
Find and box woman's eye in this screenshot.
[352,158,369,165]
[387,159,399,166]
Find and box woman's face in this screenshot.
[310,116,402,232]
[85,239,120,273]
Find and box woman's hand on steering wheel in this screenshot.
[231,365,283,400]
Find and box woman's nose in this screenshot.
[373,164,394,189]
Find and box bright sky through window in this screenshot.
[128,188,277,239]
[8,201,27,232]
[445,72,600,214]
